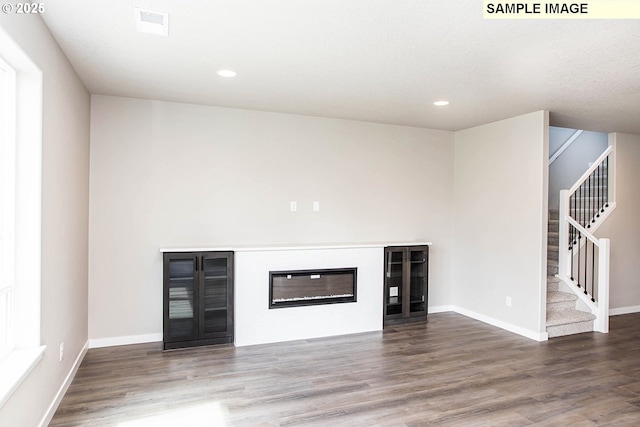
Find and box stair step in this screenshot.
[547,309,595,337]
[547,291,577,311]
[546,309,595,327]
[545,207,599,338]
[547,290,576,303]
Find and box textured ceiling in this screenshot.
[40,0,640,133]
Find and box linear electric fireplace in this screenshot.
[269,267,357,309]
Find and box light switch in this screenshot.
[313,201,320,212]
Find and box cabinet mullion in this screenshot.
[402,249,411,317]
[196,253,204,339]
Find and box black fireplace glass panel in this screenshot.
[269,268,357,309]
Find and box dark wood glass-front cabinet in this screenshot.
[383,245,429,326]
[163,251,234,350]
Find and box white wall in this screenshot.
[88,96,455,342]
[453,111,548,339]
[548,127,608,210]
[0,16,90,427]
[596,133,640,313]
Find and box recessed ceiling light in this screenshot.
[134,8,169,36]
[217,69,237,78]
[433,100,450,106]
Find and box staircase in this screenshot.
[546,208,595,338]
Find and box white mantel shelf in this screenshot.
[160,241,431,253]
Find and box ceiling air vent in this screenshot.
[134,8,169,36]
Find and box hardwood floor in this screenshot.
[50,312,640,426]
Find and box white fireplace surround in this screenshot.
[160,242,430,347]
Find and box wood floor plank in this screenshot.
[49,312,640,426]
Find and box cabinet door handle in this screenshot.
[195,256,199,271]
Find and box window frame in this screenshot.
[0,56,17,362]
[0,27,45,409]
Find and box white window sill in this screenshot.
[0,345,46,408]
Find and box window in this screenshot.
[0,27,44,408]
[0,57,16,362]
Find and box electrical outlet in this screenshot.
[290,201,297,212]
[506,296,512,307]
[59,342,64,362]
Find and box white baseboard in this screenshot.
[610,305,640,316]
[450,306,549,342]
[38,341,88,427]
[87,307,553,351]
[88,333,162,349]
[428,305,456,313]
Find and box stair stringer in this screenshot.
[555,274,597,316]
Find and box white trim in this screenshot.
[38,342,88,427]
[568,145,614,194]
[0,28,44,409]
[586,201,616,235]
[0,345,45,408]
[608,133,617,205]
[452,306,549,342]
[549,129,583,165]
[428,305,456,313]
[610,306,640,316]
[0,26,44,353]
[0,51,17,363]
[595,238,610,333]
[557,196,617,276]
[556,275,598,315]
[87,306,551,350]
[89,333,162,349]
[566,216,600,245]
[429,306,548,341]
[160,241,432,253]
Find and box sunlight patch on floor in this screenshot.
[117,401,228,427]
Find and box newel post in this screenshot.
[558,190,571,277]
[596,238,610,333]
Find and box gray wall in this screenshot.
[88,95,455,341]
[548,127,608,210]
[596,133,640,312]
[453,111,549,337]
[0,16,90,427]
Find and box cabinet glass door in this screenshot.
[408,248,427,315]
[166,256,197,341]
[201,253,230,337]
[385,249,404,316]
